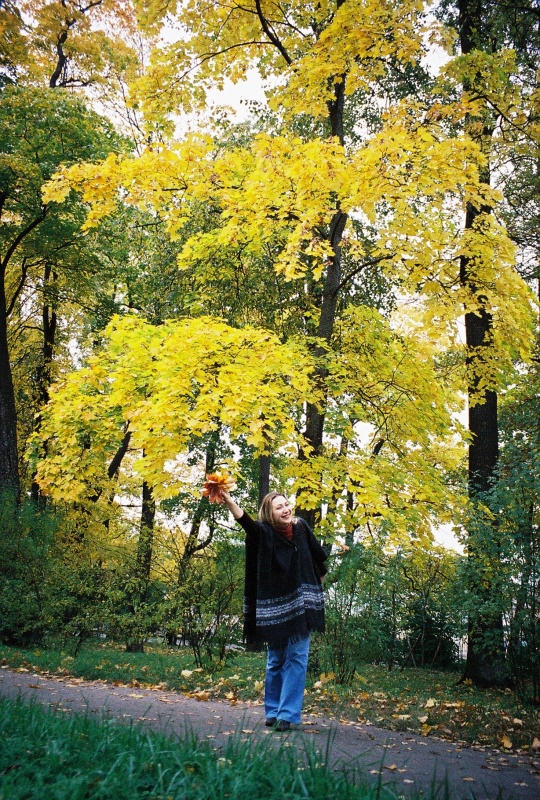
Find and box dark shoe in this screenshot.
[274,719,291,732]
[264,717,277,727]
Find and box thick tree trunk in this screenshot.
[460,217,507,689]
[458,0,507,687]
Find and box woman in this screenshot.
[220,489,327,731]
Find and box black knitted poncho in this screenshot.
[238,512,327,649]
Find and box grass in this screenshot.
[0,641,538,753]
[0,695,414,800]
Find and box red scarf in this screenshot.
[277,522,293,540]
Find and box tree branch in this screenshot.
[336,253,393,294]
[1,206,48,279]
[50,29,68,88]
[108,426,132,479]
[254,0,292,64]
[5,257,29,318]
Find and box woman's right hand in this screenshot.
[220,491,244,520]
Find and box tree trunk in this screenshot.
[458,0,507,687]
[177,430,219,579]
[135,480,155,591]
[258,454,270,507]
[297,204,348,530]
[0,276,20,499]
[125,479,156,653]
[253,2,348,531]
[32,265,58,504]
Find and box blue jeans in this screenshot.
[264,635,310,724]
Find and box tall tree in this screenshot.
[435,0,540,686]
[458,0,505,686]
[128,0,431,527]
[0,86,125,494]
[0,0,142,497]
[3,0,139,94]
[43,0,533,549]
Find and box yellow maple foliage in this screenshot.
[36,0,537,546]
[30,315,317,506]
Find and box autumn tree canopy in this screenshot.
[0,0,539,683]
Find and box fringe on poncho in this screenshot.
[238,513,327,650]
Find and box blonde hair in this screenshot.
[258,492,292,528]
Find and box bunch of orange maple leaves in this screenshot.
[201,470,236,503]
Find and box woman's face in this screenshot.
[271,495,292,528]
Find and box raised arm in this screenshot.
[220,490,244,520]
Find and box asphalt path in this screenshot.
[0,667,539,799]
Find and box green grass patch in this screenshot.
[0,696,409,800]
[0,641,538,752]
